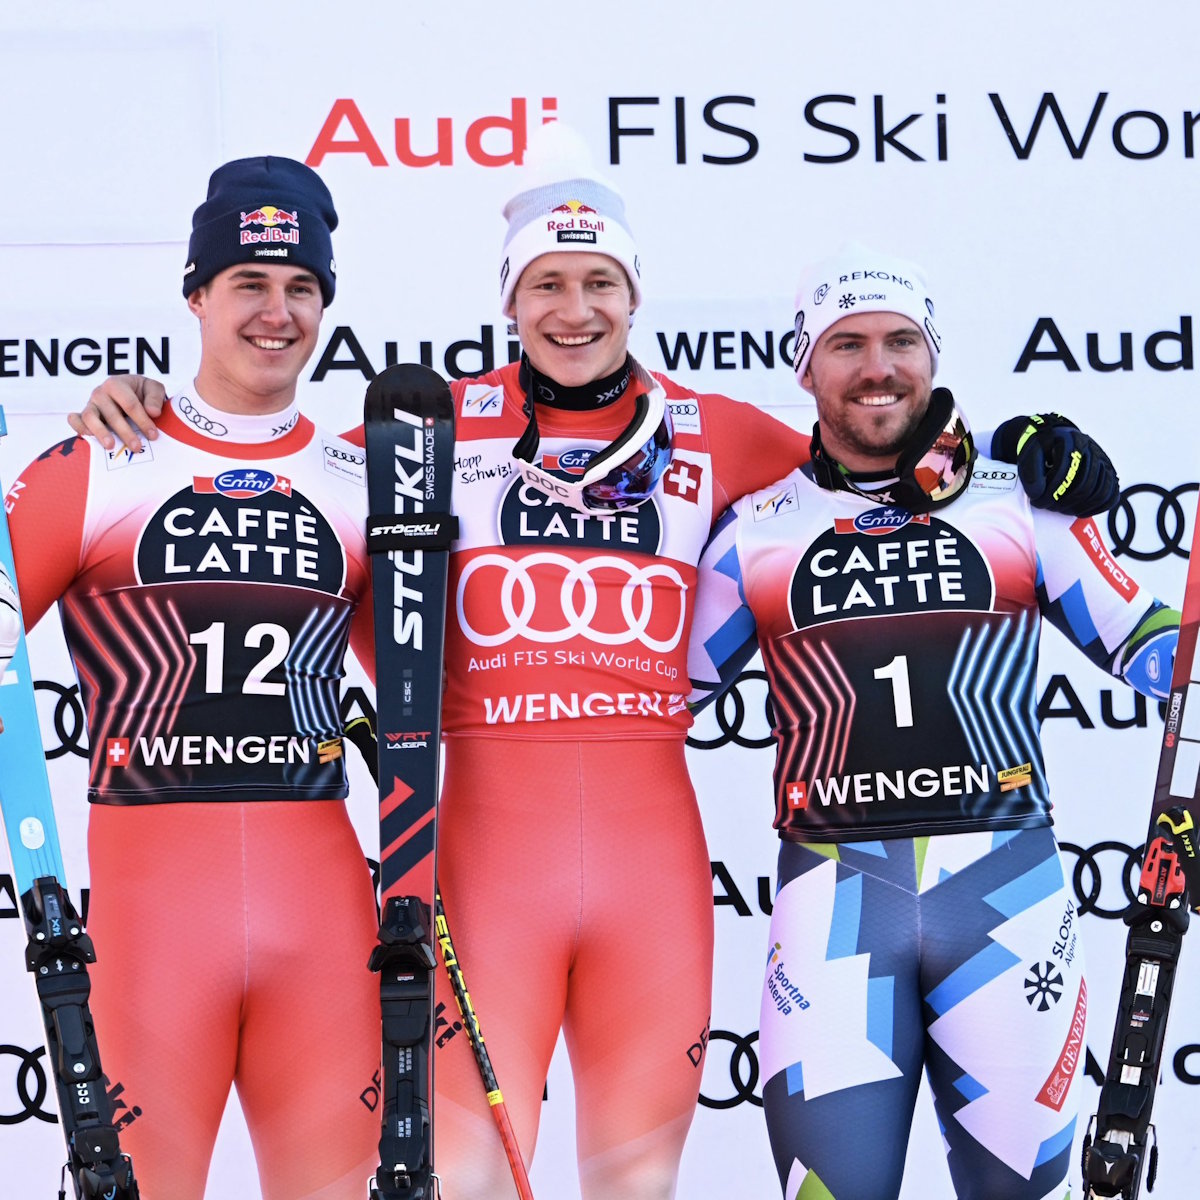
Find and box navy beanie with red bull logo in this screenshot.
[183,155,338,305]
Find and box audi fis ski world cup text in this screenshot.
[303,91,1200,170]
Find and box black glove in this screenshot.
[991,413,1119,516]
[343,714,379,785]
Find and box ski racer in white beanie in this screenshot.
[792,242,940,382]
[499,121,642,319]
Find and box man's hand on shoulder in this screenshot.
[67,375,167,453]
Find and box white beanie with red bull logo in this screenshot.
[792,243,940,382]
[499,122,642,317]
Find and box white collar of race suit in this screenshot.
[170,388,302,444]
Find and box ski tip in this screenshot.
[364,364,454,425]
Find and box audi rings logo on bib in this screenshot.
[455,550,689,653]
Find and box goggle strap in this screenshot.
[577,384,667,486]
[511,394,542,464]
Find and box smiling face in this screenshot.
[511,252,633,387]
[801,310,934,472]
[188,263,324,413]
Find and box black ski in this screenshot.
[0,406,139,1199]
[363,365,457,1200]
[1083,513,1200,1199]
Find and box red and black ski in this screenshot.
[342,718,537,1200]
[1084,511,1200,1198]
[363,366,457,1200]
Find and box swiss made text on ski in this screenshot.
[1084,511,1200,1199]
[364,366,457,1200]
[0,406,139,1199]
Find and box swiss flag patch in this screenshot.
[106,738,131,767]
[663,460,703,503]
[786,781,808,810]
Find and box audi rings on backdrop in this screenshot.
[36,680,87,759]
[1057,840,1143,920]
[1107,481,1197,561]
[688,669,775,751]
[698,1029,763,1109]
[0,1044,55,1124]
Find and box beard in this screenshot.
[818,389,932,471]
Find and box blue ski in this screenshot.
[0,405,139,1199]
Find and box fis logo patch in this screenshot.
[754,484,798,521]
[105,442,155,470]
[461,384,504,417]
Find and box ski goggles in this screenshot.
[512,370,674,513]
[903,391,975,508]
[815,387,975,514]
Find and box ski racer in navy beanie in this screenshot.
[4,151,377,1199]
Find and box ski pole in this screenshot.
[434,891,536,1200]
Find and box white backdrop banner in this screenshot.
[0,2,1197,1197]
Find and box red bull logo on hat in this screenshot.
[240,205,301,246]
[550,200,599,215]
[240,206,300,228]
